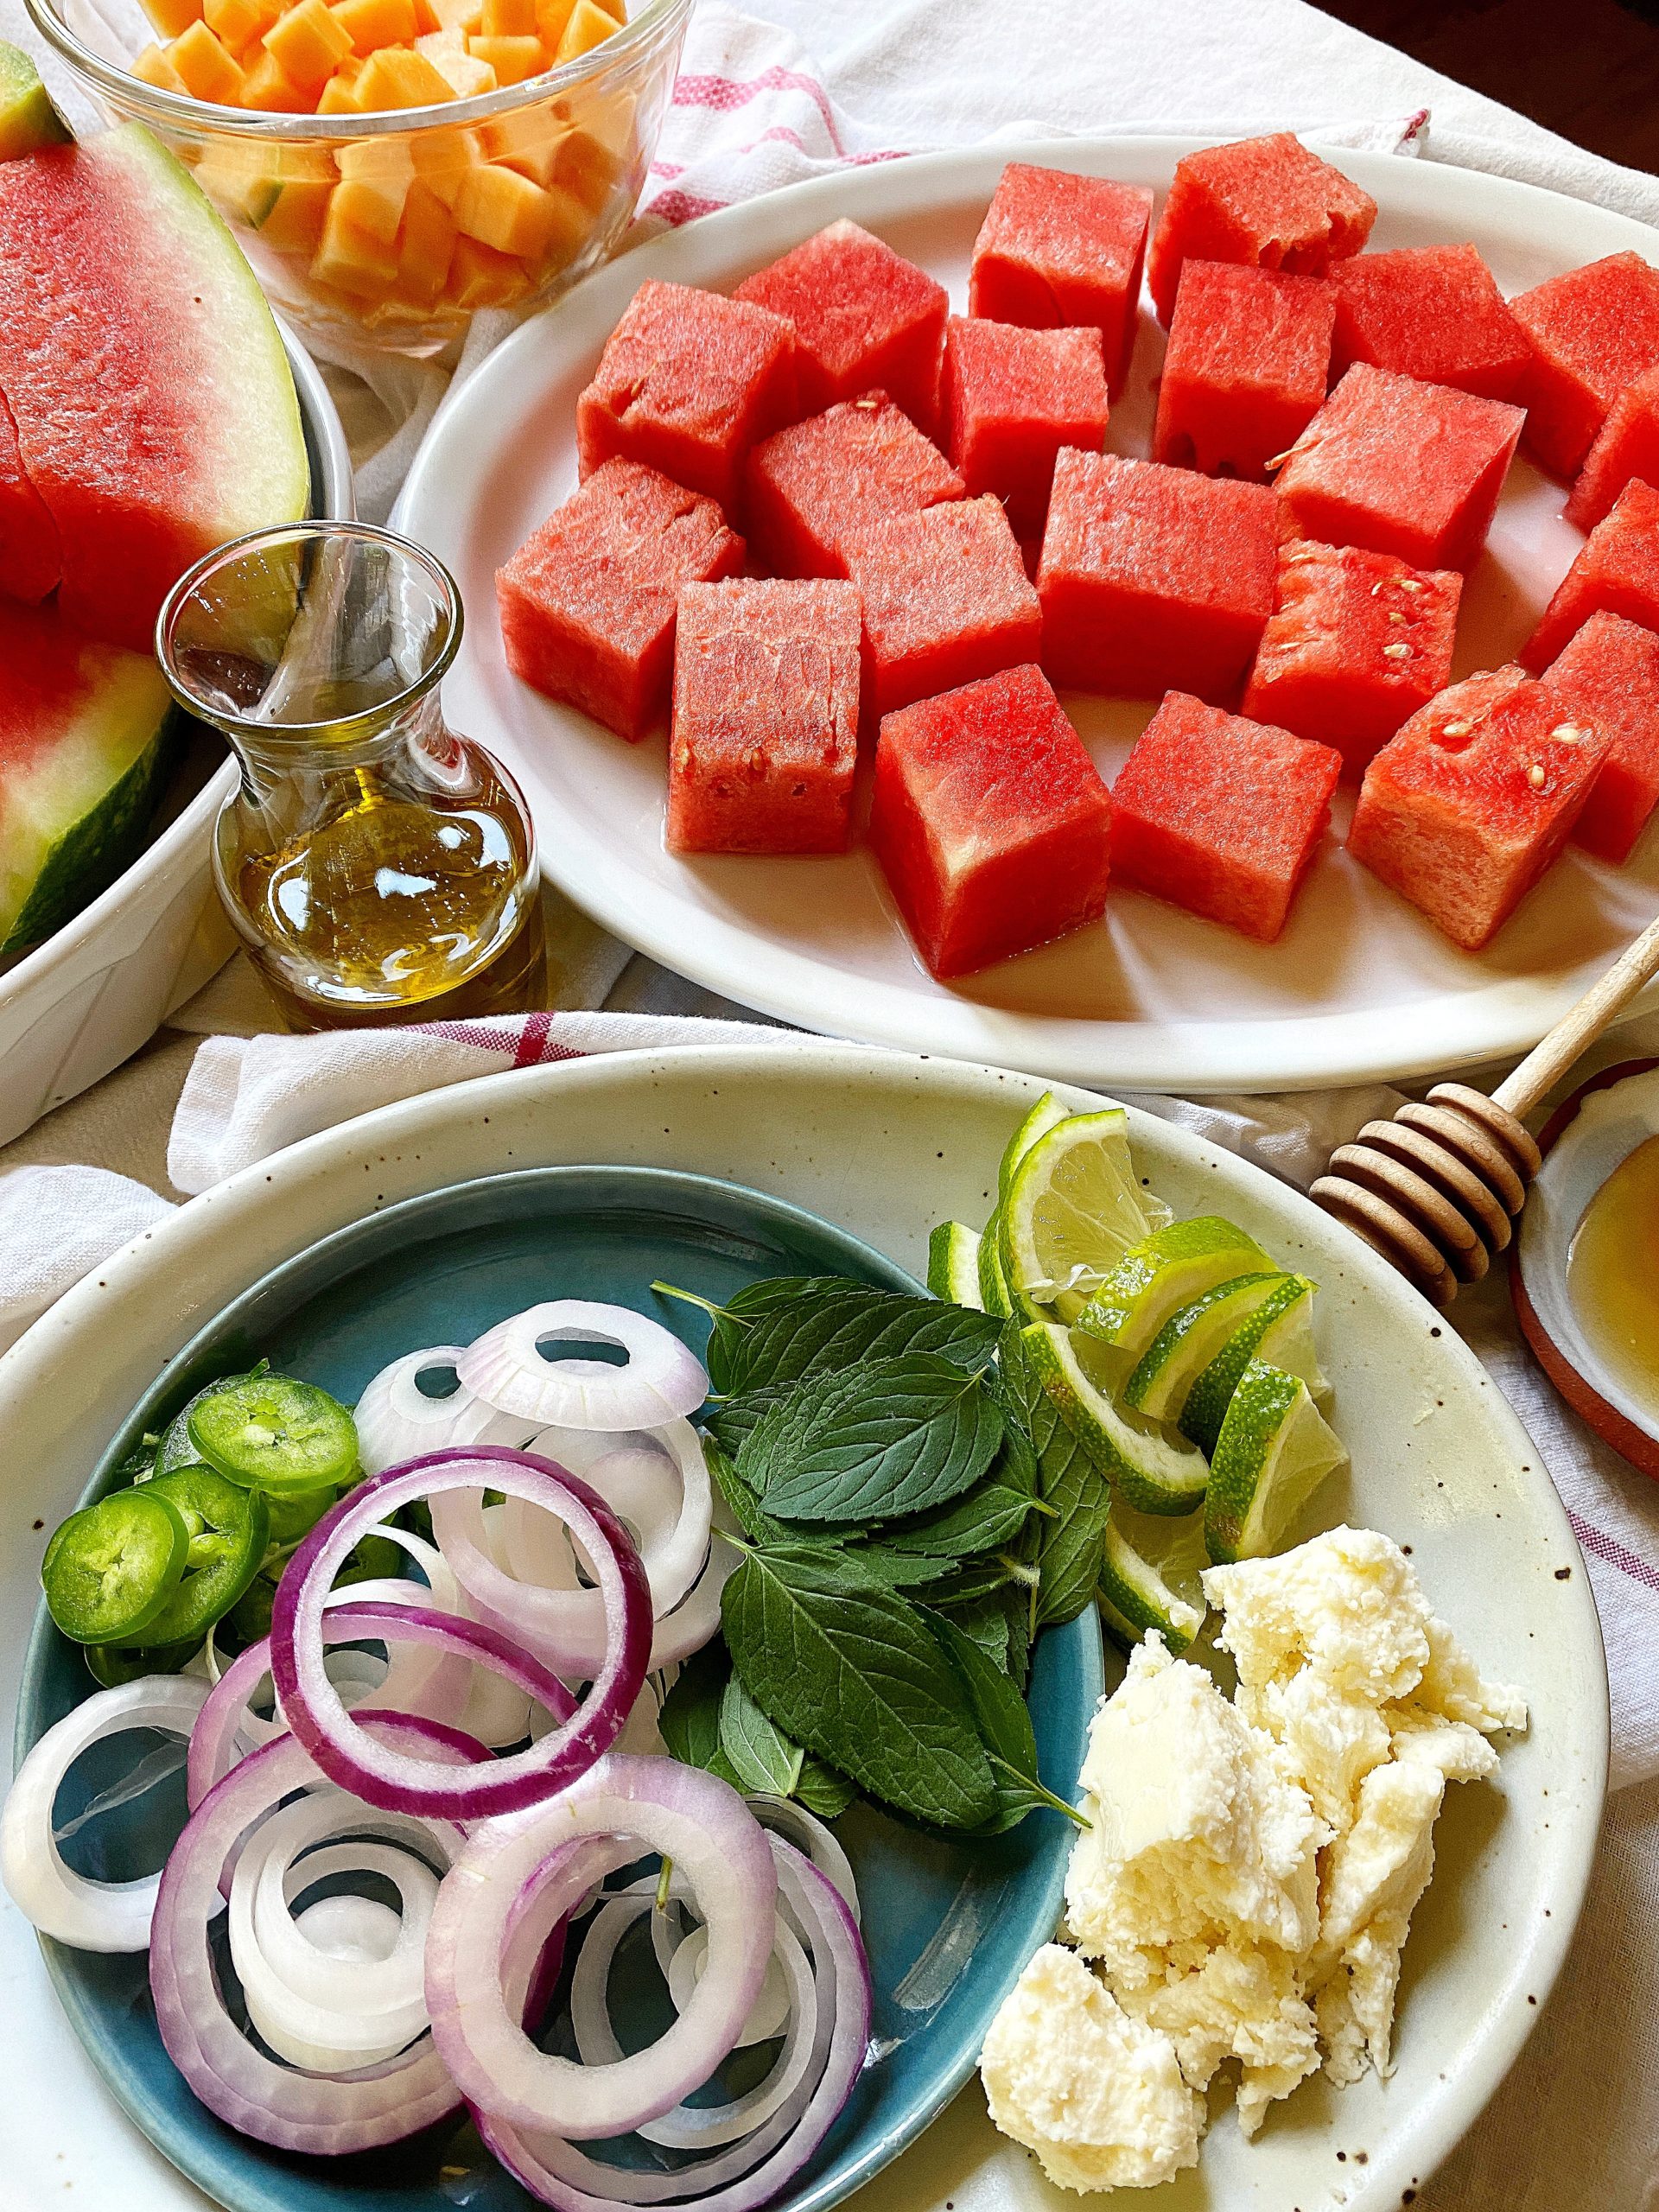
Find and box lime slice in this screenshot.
[1204,1360,1348,1564]
[1122,1271,1294,1423]
[1179,1274,1326,1457]
[977,1206,1014,1318]
[999,1109,1170,1324]
[1096,1498,1209,1655]
[997,1090,1071,1204]
[1075,1217,1275,1363]
[927,1221,985,1309]
[1018,1320,1209,1516]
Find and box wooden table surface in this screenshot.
[1322,0,1659,172]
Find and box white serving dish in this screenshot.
[399,137,1659,1095]
[0,1039,1607,2212]
[0,327,353,1149]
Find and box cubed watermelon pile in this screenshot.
[497,131,1659,981]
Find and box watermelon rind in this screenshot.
[0,652,178,956]
[0,42,70,162]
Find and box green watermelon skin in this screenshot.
[0,125,309,653]
[0,598,176,954]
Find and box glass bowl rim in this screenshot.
[156,518,466,741]
[25,0,693,141]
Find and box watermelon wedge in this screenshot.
[0,125,309,654]
[1567,365,1659,534]
[0,599,175,953]
[1523,479,1659,671]
[0,41,69,161]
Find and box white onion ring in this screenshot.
[149,1714,487,2152]
[423,1753,777,2139]
[1,1675,210,1951]
[745,1796,861,1925]
[474,1843,873,2210]
[353,1345,537,1474]
[456,1302,708,1432]
[270,1454,647,1820]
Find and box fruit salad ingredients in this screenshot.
[1147,130,1376,324]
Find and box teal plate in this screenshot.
[15,1166,1102,2212]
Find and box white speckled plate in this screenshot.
[397,139,1659,1094]
[0,1041,1607,2211]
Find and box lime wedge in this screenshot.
[1179,1274,1327,1457]
[977,1206,1014,1318]
[1096,1498,1209,1655]
[928,1221,985,1309]
[1075,1217,1275,1363]
[997,1090,1071,1203]
[1018,1320,1209,1516]
[999,1109,1170,1324]
[1122,1271,1294,1423]
[1204,1360,1348,1564]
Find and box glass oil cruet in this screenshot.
[157,521,546,1031]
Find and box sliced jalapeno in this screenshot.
[41,1490,189,1647]
[187,1374,358,1496]
[85,1636,201,1688]
[134,1466,270,1646]
[156,1366,268,1475]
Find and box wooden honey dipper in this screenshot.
[1310,912,1659,1307]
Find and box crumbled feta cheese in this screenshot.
[1116,1938,1320,2137]
[979,1944,1204,2193]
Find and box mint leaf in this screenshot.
[718,1675,805,1796]
[721,1547,998,1829]
[658,1643,741,1786]
[705,1279,1001,1396]
[874,1473,1034,1561]
[739,1355,1003,1524]
[1001,1325,1111,1628]
[702,1387,791,1459]
[702,1433,793,1547]
[924,1606,1083,1835]
[795,1754,858,1818]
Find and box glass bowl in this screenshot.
[25,0,693,357]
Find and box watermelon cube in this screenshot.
[1274,364,1523,573]
[1037,448,1277,702]
[1537,610,1659,863]
[1510,251,1659,480]
[1567,365,1659,533]
[1151,259,1335,483]
[1523,479,1659,670]
[575,279,798,518]
[1147,132,1376,325]
[968,162,1154,397]
[1109,690,1340,942]
[869,661,1111,977]
[848,494,1042,721]
[1328,243,1530,403]
[940,315,1109,540]
[666,579,861,855]
[1348,666,1611,949]
[496,458,745,741]
[745,391,963,580]
[734,219,948,431]
[1242,541,1461,775]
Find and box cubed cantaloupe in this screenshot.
[207,0,278,55]
[169,20,248,100]
[241,47,312,108]
[410,123,487,207]
[555,0,612,60]
[312,190,400,293]
[478,103,563,182]
[315,59,363,108]
[415,28,495,92]
[194,135,281,221]
[354,42,454,102]
[140,0,206,41]
[454,160,572,257]
[131,39,190,88]
[331,0,418,49]
[264,0,354,87]
[335,133,416,242]
[481,0,535,35]
[397,175,459,302]
[446,233,526,308]
[258,168,336,251]
[469,32,541,81]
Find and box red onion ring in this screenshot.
[270,1453,650,1819]
[457,1303,709,1432]
[149,1713,488,2155]
[423,1755,777,2140]
[474,1845,873,2209]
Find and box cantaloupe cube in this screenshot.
[481,0,534,33]
[478,104,561,181]
[556,117,625,211]
[140,0,203,40]
[592,0,625,18]
[169,20,248,101]
[411,124,488,207]
[469,33,542,80]
[427,0,480,25]
[409,0,439,27]
[355,43,454,103]
[533,0,574,41]
[333,172,411,244]
[312,192,399,293]
[397,176,458,302]
[454,160,568,256]
[258,170,335,251]
[207,0,278,54]
[131,40,190,90]
[416,29,495,92]
[243,48,313,108]
[330,0,416,47]
[264,0,353,87]
[446,233,527,308]
[554,0,611,60]
[316,61,363,109]
[194,137,280,221]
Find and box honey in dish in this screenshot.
[1566,1131,1659,1414]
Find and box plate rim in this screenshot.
[0,1038,1611,2212]
[15,1150,1104,2212]
[397,135,1659,1096]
